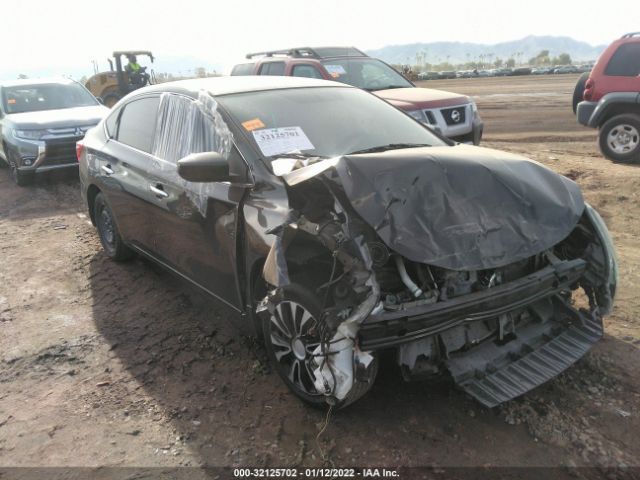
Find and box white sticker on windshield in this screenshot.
[252,127,315,157]
[324,64,346,76]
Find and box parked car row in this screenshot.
[418,64,593,80]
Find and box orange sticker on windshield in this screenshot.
[242,118,266,131]
[7,99,16,104]
[330,72,340,78]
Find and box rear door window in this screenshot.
[258,62,285,76]
[231,63,255,76]
[605,43,640,76]
[292,65,323,79]
[116,96,160,153]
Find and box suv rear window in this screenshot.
[259,62,286,76]
[231,63,255,76]
[605,43,640,76]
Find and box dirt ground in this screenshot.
[1,74,639,476]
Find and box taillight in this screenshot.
[76,141,85,162]
[583,78,594,101]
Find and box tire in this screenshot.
[262,284,377,409]
[8,151,33,186]
[102,93,121,108]
[572,72,590,114]
[93,193,134,261]
[598,114,640,164]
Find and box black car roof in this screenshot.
[124,76,350,99]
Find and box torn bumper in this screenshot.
[447,303,602,407]
[358,258,587,350]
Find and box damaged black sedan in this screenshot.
[79,76,617,408]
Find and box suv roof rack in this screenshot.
[621,32,640,38]
[246,46,367,60]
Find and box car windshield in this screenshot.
[217,86,445,160]
[320,58,413,91]
[2,82,98,114]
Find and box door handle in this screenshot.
[101,164,114,175]
[149,184,168,198]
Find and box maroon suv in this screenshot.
[576,32,640,163]
[232,47,484,145]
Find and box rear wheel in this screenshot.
[262,284,377,408]
[102,93,121,108]
[572,72,590,114]
[599,114,640,164]
[94,193,134,261]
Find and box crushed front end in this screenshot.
[259,147,617,408]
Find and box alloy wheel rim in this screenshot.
[269,300,322,396]
[608,124,639,154]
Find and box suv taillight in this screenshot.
[583,78,594,101]
[76,141,85,162]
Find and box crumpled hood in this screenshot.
[7,105,109,129]
[287,144,585,271]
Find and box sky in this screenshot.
[2,0,638,79]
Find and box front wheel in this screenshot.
[101,93,121,108]
[599,114,640,164]
[94,193,134,261]
[8,152,32,186]
[262,284,377,409]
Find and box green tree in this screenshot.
[529,50,551,66]
[506,58,516,68]
[494,58,503,68]
[557,53,572,65]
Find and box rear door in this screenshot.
[95,95,161,251]
[144,93,250,310]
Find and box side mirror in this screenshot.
[177,151,229,183]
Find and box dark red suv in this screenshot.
[576,32,640,163]
[232,47,484,145]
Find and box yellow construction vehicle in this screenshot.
[85,51,156,107]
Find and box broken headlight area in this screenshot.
[258,172,617,408]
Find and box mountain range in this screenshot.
[365,35,607,65]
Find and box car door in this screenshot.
[95,95,161,252]
[145,93,250,310]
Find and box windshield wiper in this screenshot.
[347,143,431,155]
